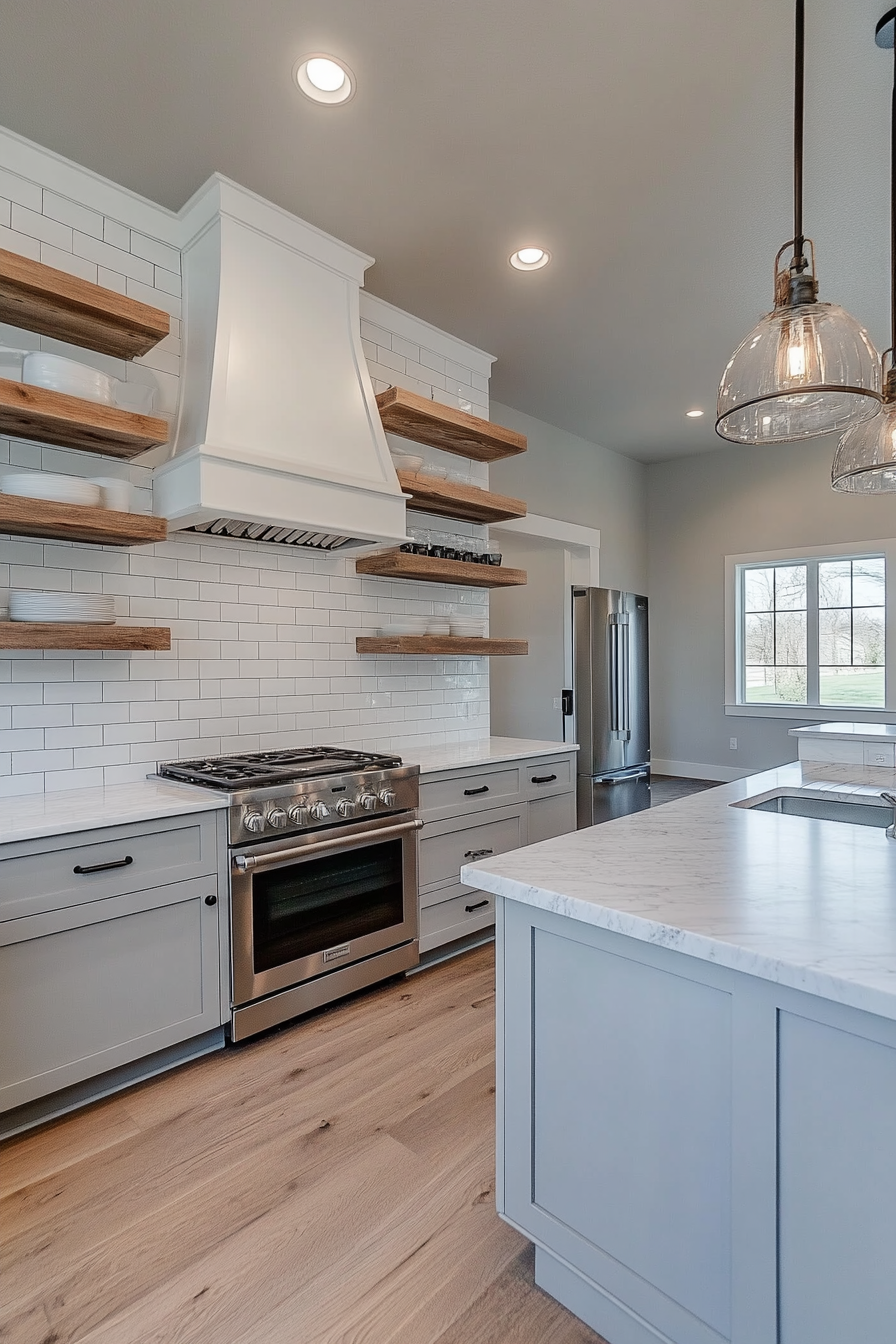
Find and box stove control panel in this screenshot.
[230,767,419,844]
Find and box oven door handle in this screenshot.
[232,818,424,873]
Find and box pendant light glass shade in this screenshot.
[832,396,896,492]
[718,299,881,444]
[717,0,881,445]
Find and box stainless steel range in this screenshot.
[158,747,421,1040]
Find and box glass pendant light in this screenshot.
[832,8,896,493]
[717,0,881,445]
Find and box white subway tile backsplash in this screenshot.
[0,174,491,792]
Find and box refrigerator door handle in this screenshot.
[593,770,649,784]
[609,613,632,741]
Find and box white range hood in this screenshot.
[152,176,407,550]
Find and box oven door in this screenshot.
[230,814,421,1007]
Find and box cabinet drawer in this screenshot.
[420,766,521,818]
[524,756,574,796]
[0,814,219,922]
[419,886,496,953]
[419,806,524,890]
[528,791,577,845]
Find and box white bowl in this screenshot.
[390,452,424,473]
[23,352,115,406]
[0,473,102,507]
[89,477,132,512]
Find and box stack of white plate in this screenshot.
[427,617,452,635]
[22,352,115,406]
[379,617,428,636]
[8,592,116,625]
[450,618,487,638]
[1,473,102,507]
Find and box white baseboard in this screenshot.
[651,758,748,783]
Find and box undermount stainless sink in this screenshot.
[734,791,894,828]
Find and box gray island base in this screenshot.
[463,763,896,1344]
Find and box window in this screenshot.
[738,553,886,710]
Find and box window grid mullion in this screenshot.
[806,560,820,707]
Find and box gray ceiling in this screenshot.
[0,0,890,462]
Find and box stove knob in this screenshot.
[358,793,378,811]
[266,807,288,829]
[244,810,266,833]
[287,803,310,826]
[378,789,397,808]
[335,799,357,818]
[310,801,330,821]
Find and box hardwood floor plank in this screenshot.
[0,945,601,1344]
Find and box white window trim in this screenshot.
[724,538,896,723]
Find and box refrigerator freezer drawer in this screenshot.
[577,771,651,829]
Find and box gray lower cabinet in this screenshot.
[0,811,226,1126]
[499,897,896,1344]
[418,752,576,954]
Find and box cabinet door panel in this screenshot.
[527,791,576,845]
[531,927,733,1340]
[778,1011,896,1344]
[0,877,220,1112]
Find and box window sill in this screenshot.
[725,703,896,722]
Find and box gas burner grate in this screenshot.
[158,746,402,791]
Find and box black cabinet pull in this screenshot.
[204,894,218,906]
[463,847,494,860]
[464,785,490,796]
[465,899,489,913]
[531,773,557,785]
[73,855,133,875]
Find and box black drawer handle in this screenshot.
[464,785,490,796]
[531,774,557,784]
[73,855,133,875]
[204,894,218,906]
[465,899,489,913]
[463,847,494,860]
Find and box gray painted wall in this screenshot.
[488,403,648,742]
[489,402,648,594]
[646,438,896,775]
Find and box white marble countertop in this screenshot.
[406,736,579,776]
[0,779,227,846]
[463,761,896,1022]
[790,721,896,741]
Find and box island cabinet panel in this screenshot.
[778,1011,896,1344]
[530,927,733,1344]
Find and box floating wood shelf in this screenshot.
[0,623,171,651]
[0,378,169,459]
[357,636,528,656]
[355,550,527,589]
[396,470,526,525]
[377,387,527,462]
[0,494,167,547]
[0,248,170,359]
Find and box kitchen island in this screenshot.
[462,762,896,1344]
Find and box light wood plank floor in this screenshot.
[0,944,606,1344]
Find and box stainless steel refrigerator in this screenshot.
[572,586,650,827]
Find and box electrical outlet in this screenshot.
[553,697,562,710]
[729,737,738,750]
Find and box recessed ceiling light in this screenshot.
[686,409,705,418]
[510,247,551,271]
[293,54,355,105]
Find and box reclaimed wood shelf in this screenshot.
[0,378,169,459]
[0,248,170,359]
[355,550,527,589]
[0,494,167,547]
[377,387,527,462]
[396,470,526,525]
[0,623,171,651]
[357,635,528,656]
